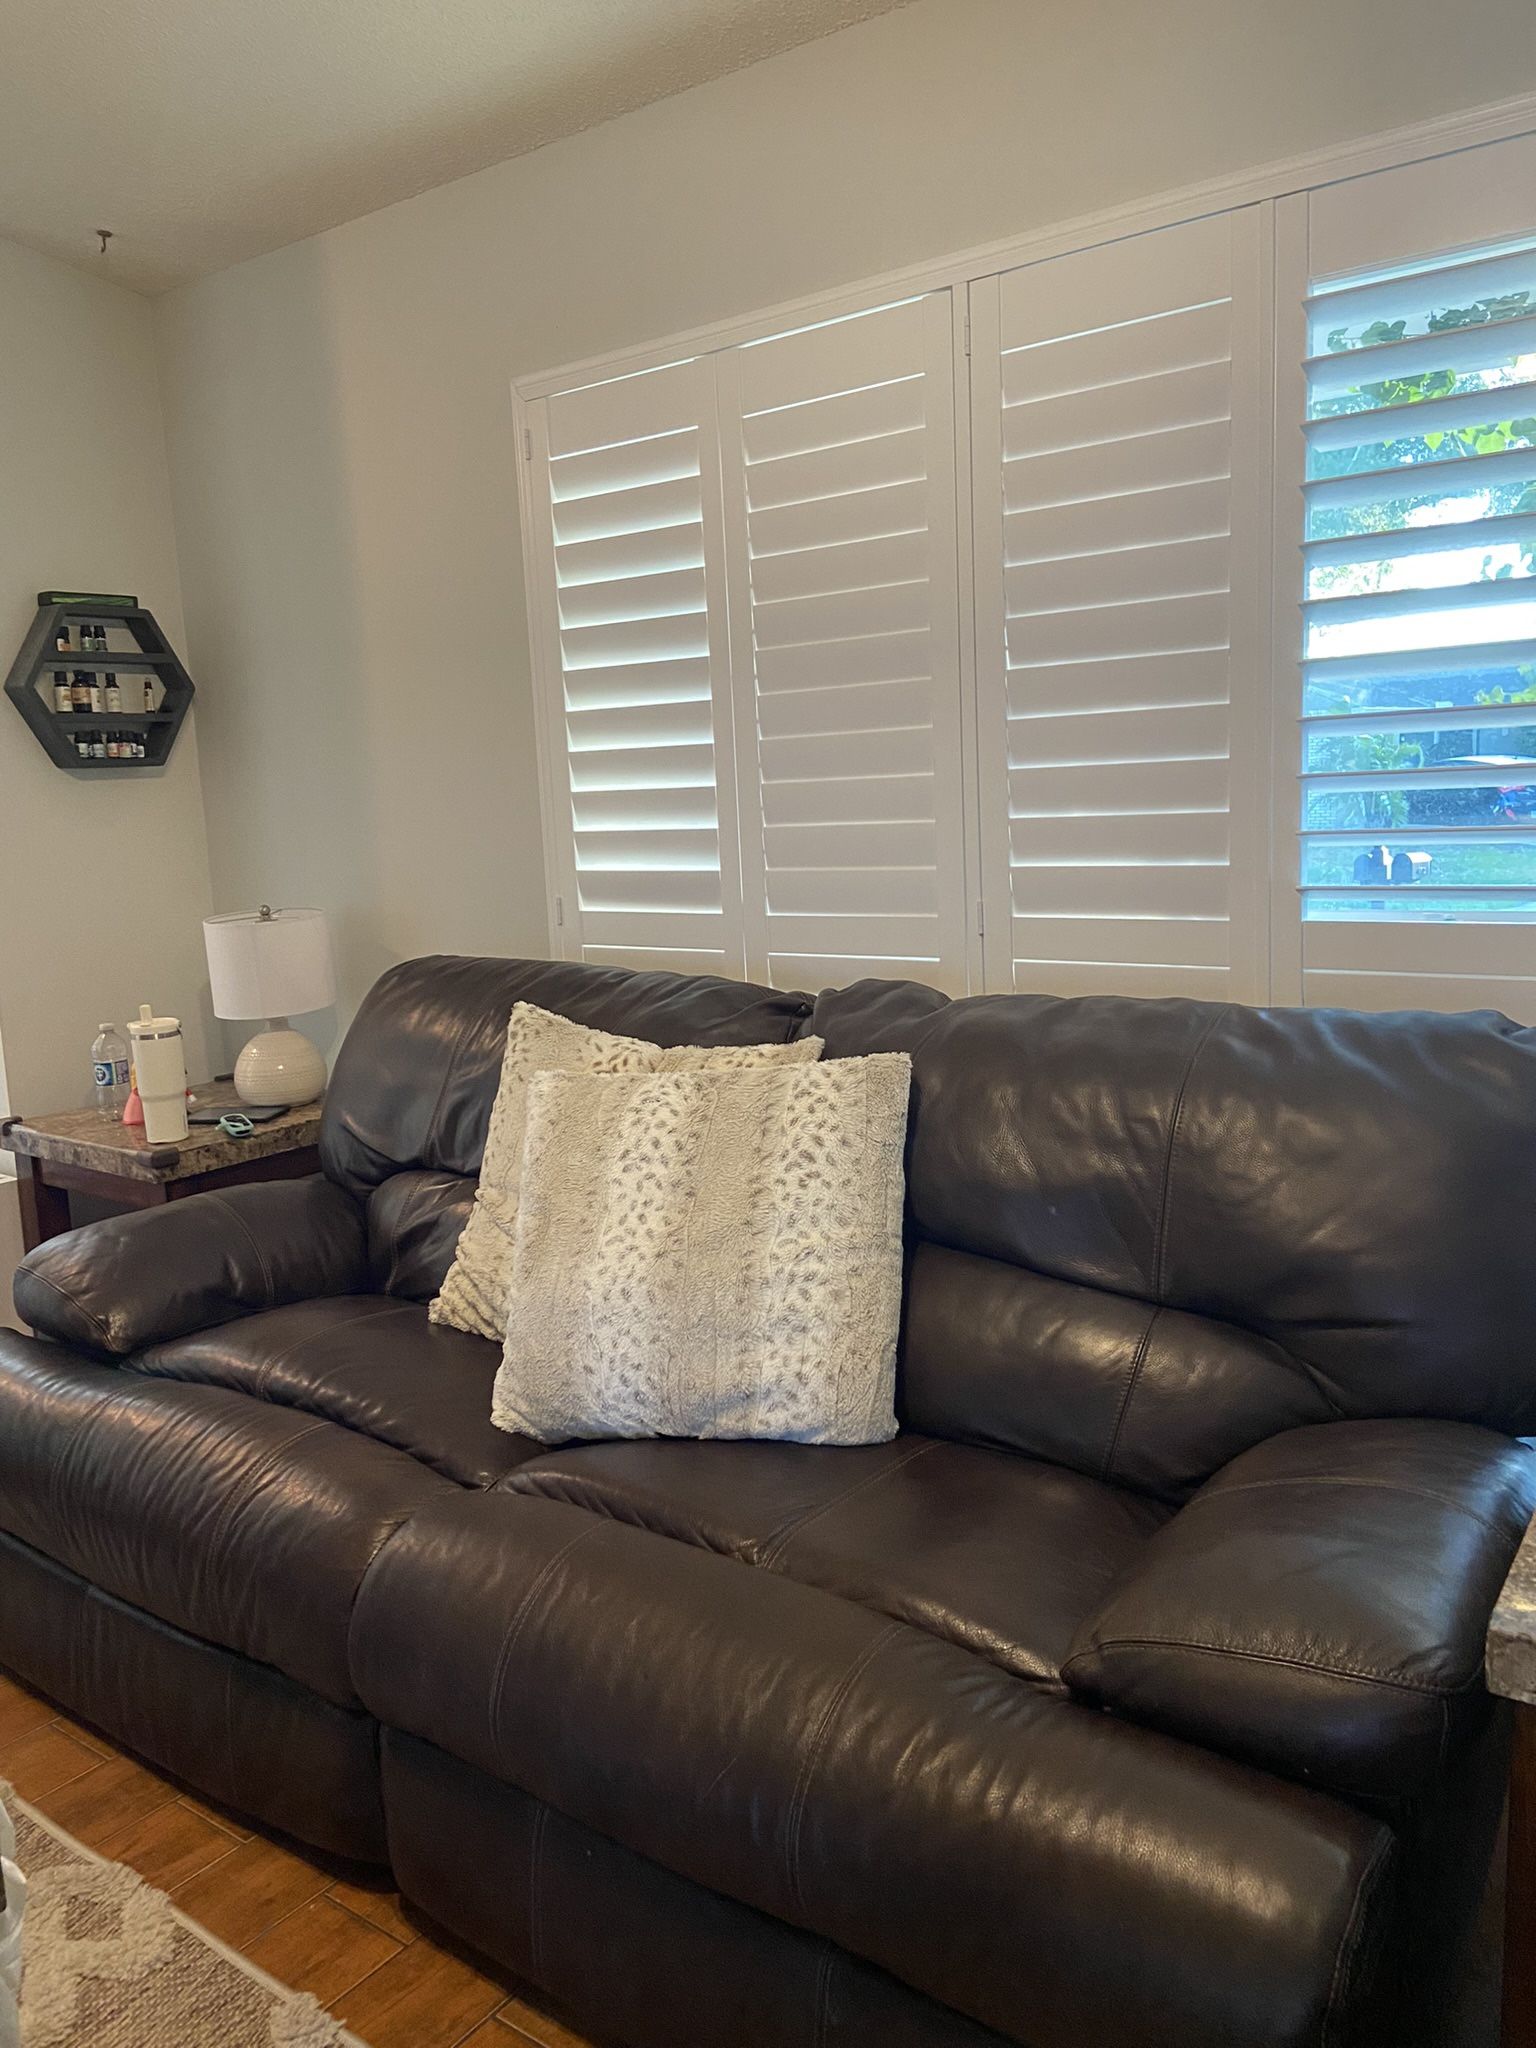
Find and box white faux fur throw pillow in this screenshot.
[492,1052,912,1446]
[430,1002,823,1340]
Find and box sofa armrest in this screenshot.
[12,1176,368,1358]
[1063,1419,1536,1801]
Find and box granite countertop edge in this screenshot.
[1488,1505,1536,1707]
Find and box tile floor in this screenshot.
[0,1666,597,2048]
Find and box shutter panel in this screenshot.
[525,358,745,974]
[1297,236,1536,1005]
[972,212,1267,999]
[716,296,971,992]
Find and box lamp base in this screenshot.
[234,1021,327,1107]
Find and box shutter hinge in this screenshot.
[963,312,972,358]
[976,897,985,938]
[523,425,533,461]
[554,894,565,928]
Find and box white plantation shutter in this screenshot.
[716,296,970,991]
[970,211,1268,999]
[1294,232,1536,1016]
[525,357,745,974]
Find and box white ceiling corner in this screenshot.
[0,0,918,294]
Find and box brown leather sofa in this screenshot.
[2,953,1534,2048]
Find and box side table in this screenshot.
[2,1082,323,1253]
[1489,1512,1536,2045]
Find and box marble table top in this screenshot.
[1,1081,323,1184]
[1488,1505,1536,1707]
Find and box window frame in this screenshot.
[514,95,1536,1016]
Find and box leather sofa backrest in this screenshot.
[811,979,1536,1495]
[322,957,813,1296]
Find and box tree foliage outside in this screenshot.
[1303,281,1536,904]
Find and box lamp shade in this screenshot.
[203,906,335,1021]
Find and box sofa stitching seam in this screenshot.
[21,1267,116,1352]
[199,1414,337,1608]
[250,1297,415,1402]
[1170,1472,1516,1542]
[423,1009,486,1177]
[1151,1006,1229,1301]
[487,1521,607,1779]
[785,1621,902,1918]
[529,1800,549,1982]
[1062,1633,1484,1698]
[1322,1830,1394,2046]
[813,1944,836,2048]
[759,1441,940,1569]
[1100,1305,1161,1485]
[203,1193,277,1309]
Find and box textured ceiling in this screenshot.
[1,0,916,294]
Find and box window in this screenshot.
[969,210,1270,1001]
[518,122,1536,1020]
[1300,241,1536,932]
[526,355,742,976]
[522,295,970,991]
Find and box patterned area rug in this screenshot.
[5,1787,365,2047]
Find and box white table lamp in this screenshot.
[203,905,336,1106]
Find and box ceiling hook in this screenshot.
[96,228,113,257]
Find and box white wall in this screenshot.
[154,0,1536,1028]
[0,235,214,1117]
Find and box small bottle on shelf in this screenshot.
[87,673,104,713]
[104,672,122,712]
[70,672,89,711]
[74,730,92,761]
[52,671,72,712]
[92,732,106,760]
[55,626,72,657]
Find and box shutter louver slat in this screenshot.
[530,360,744,972]
[975,212,1260,999]
[720,294,970,990]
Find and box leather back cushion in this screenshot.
[322,955,813,1195]
[811,980,1536,1484]
[367,1170,477,1301]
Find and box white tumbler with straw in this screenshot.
[128,1005,189,1144]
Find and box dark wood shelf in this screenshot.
[6,602,193,771]
[40,653,178,670]
[45,711,173,725]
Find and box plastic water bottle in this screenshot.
[92,1023,130,1121]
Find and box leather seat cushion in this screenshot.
[0,1333,454,1706]
[504,1437,1168,1687]
[134,1296,538,1488]
[352,1490,1394,2048]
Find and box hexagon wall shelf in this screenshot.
[4,597,195,771]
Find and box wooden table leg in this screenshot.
[11,1156,72,1253]
[1506,1704,1536,2044]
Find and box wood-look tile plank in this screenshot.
[333,1940,505,2048]
[245,1895,402,2005]
[495,1996,599,2047]
[327,1874,417,1944]
[174,1789,254,1842]
[458,2025,517,2047]
[38,1751,180,1846]
[0,1673,55,1746]
[59,1719,115,1759]
[171,1833,333,1947]
[0,1721,105,1800]
[95,1799,244,1892]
